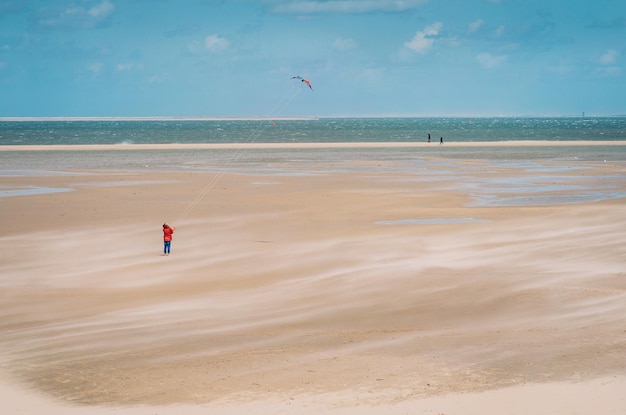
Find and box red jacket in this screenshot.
[163,226,175,241]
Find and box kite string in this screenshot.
[175,84,303,224]
[175,85,301,221]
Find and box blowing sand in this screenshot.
[1,143,625,414]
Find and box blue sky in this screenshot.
[0,0,624,117]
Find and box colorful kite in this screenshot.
[291,75,312,90]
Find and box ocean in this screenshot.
[1,117,626,175]
[1,117,626,145]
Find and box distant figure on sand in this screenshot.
[163,223,176,255]
[440,136,444,145]
[428,133,431,143]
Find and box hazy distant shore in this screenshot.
[2,115,625,122]
[0,116,320,122]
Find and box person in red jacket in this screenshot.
[162,223,176,255]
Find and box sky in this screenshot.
[0,0,624,118]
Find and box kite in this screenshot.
[291,75,312,90]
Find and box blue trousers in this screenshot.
[164,241,171,254]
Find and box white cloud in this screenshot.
[0,61,6,71]
[495,25,505,37]
[273,0,428,14]
[333,37,357,51]
[468,19,484,34]
[599,49,618,65]
[404,22,442,54]
[148,75,166,84]
[205,34,230,52]
[88,0,115,20]
[115,63,143,72]
[357,67,385,83]
[547,62,574,76]
[187,40,203,54]
[88,62,104,75]
[476,52,506,68]
[596,50,620,76]
[596,66,621,76]
[38,0,115,29]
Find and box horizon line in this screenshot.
[1,114,625,121]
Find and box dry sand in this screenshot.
[1,143,625,414]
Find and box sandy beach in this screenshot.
[1,143,625,414]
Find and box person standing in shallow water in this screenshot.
[162,223,175,255]
[440,136,444,145]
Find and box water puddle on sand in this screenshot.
[0,186,73,197]
[376,218,490,225]
[468,191,626,207]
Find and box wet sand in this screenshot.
[1,143,625,414]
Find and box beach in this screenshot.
[1,142,625,414]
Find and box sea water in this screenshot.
[1,117,625,176]
[1,118,625,207]
[1,117,625,145]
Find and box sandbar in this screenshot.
[1,140,626,152]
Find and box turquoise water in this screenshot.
[1,118,625,207]
[2,117,625,207]
[1,117,625,145]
